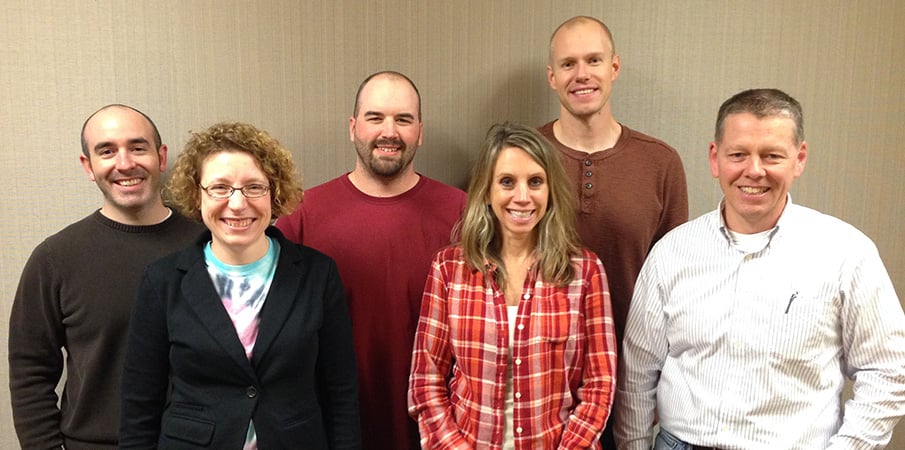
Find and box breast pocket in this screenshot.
[530,292,578,368]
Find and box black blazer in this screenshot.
[120,227,360,449]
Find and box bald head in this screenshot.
[353,71,422,121]
[549,16,615,64]
[81,104,161,156]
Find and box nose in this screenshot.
[744,158,765,178]
[515,183,529,202]
[381,118,399,138]
[575,61,589,80]
[115,149,136,171]
[227,189,248,208]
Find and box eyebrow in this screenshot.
[93,137,151,152]
[363,111,416,121]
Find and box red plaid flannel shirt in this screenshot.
[409,245,616,449]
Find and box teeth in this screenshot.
[225,218,252,227]
[740,186,768,194]
[509,210,532,218]
[574,88,595,95]
[118,179,141,186]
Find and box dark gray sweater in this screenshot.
[8,209,203,449]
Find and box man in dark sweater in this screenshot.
[540,16,690,448]
[8,104,204,449]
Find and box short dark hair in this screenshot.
[80,104,162,156]
[352,71,422,121]
[715,89,804,144]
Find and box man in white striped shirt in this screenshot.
[615,88,905,450]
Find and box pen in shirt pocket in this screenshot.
[784,291,799,314]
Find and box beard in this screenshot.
[353,137,416,178]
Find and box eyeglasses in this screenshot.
[200,184,271,199]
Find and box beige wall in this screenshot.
[2,0,903,447]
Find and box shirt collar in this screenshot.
[715,194,793,251]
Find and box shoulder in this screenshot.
[651,211,718,254]
[537,120,556,138]
[300,175,351,203]
[620,125,682,158]
[30,212,108,259]
[418,176,466,199]
[574,247,606,273]
[432,244,465,263]
[784,204,877,250]
[164,211,205,233]
[270,227,338,267]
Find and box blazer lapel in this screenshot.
[181,260,258,380]
[250,238,302,368]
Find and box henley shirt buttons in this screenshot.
[246,386,257,398]
[585,183,593,189]
[585,171,592,177]
[584,159,592,166]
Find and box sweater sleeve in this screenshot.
[8,243,66,449]
[119,268,171,448]
[654,150,689,245]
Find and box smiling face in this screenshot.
[199,150,272,264]
[489,146,549,244]
[349,75,423,180]
[80,106,167,223]
[709,112,807,233]
[547,19,620,120]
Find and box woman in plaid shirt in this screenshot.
[408,122,617,449]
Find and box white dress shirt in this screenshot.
[615,197,905,450]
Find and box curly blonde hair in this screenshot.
[165,122,303,222]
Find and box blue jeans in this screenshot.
[653,427,695,450]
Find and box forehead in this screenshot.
[357,77,419,116]
[84,107,153,145]
[720,113,798,148]
[493,146,544,174]
[551,22,612,59]
[200,150,265,179]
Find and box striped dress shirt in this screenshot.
[409,245,617,449]
[615,198,905,450]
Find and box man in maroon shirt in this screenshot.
[276,71,465,450]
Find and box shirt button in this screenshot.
[522,293,530,300]
[246,386,257,398]
[584,183,593,189]
[514,358,522,365]
[517,324,524,330]
[584,159,592,166]
[585,171,592,177]
[516,426,523,434]
[515,392,521,399]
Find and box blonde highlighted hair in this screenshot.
[459,122,580,287]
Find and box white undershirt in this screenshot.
[501,305,519,450]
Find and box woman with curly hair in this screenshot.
[408,122,617,449]
[120,122,360,449]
